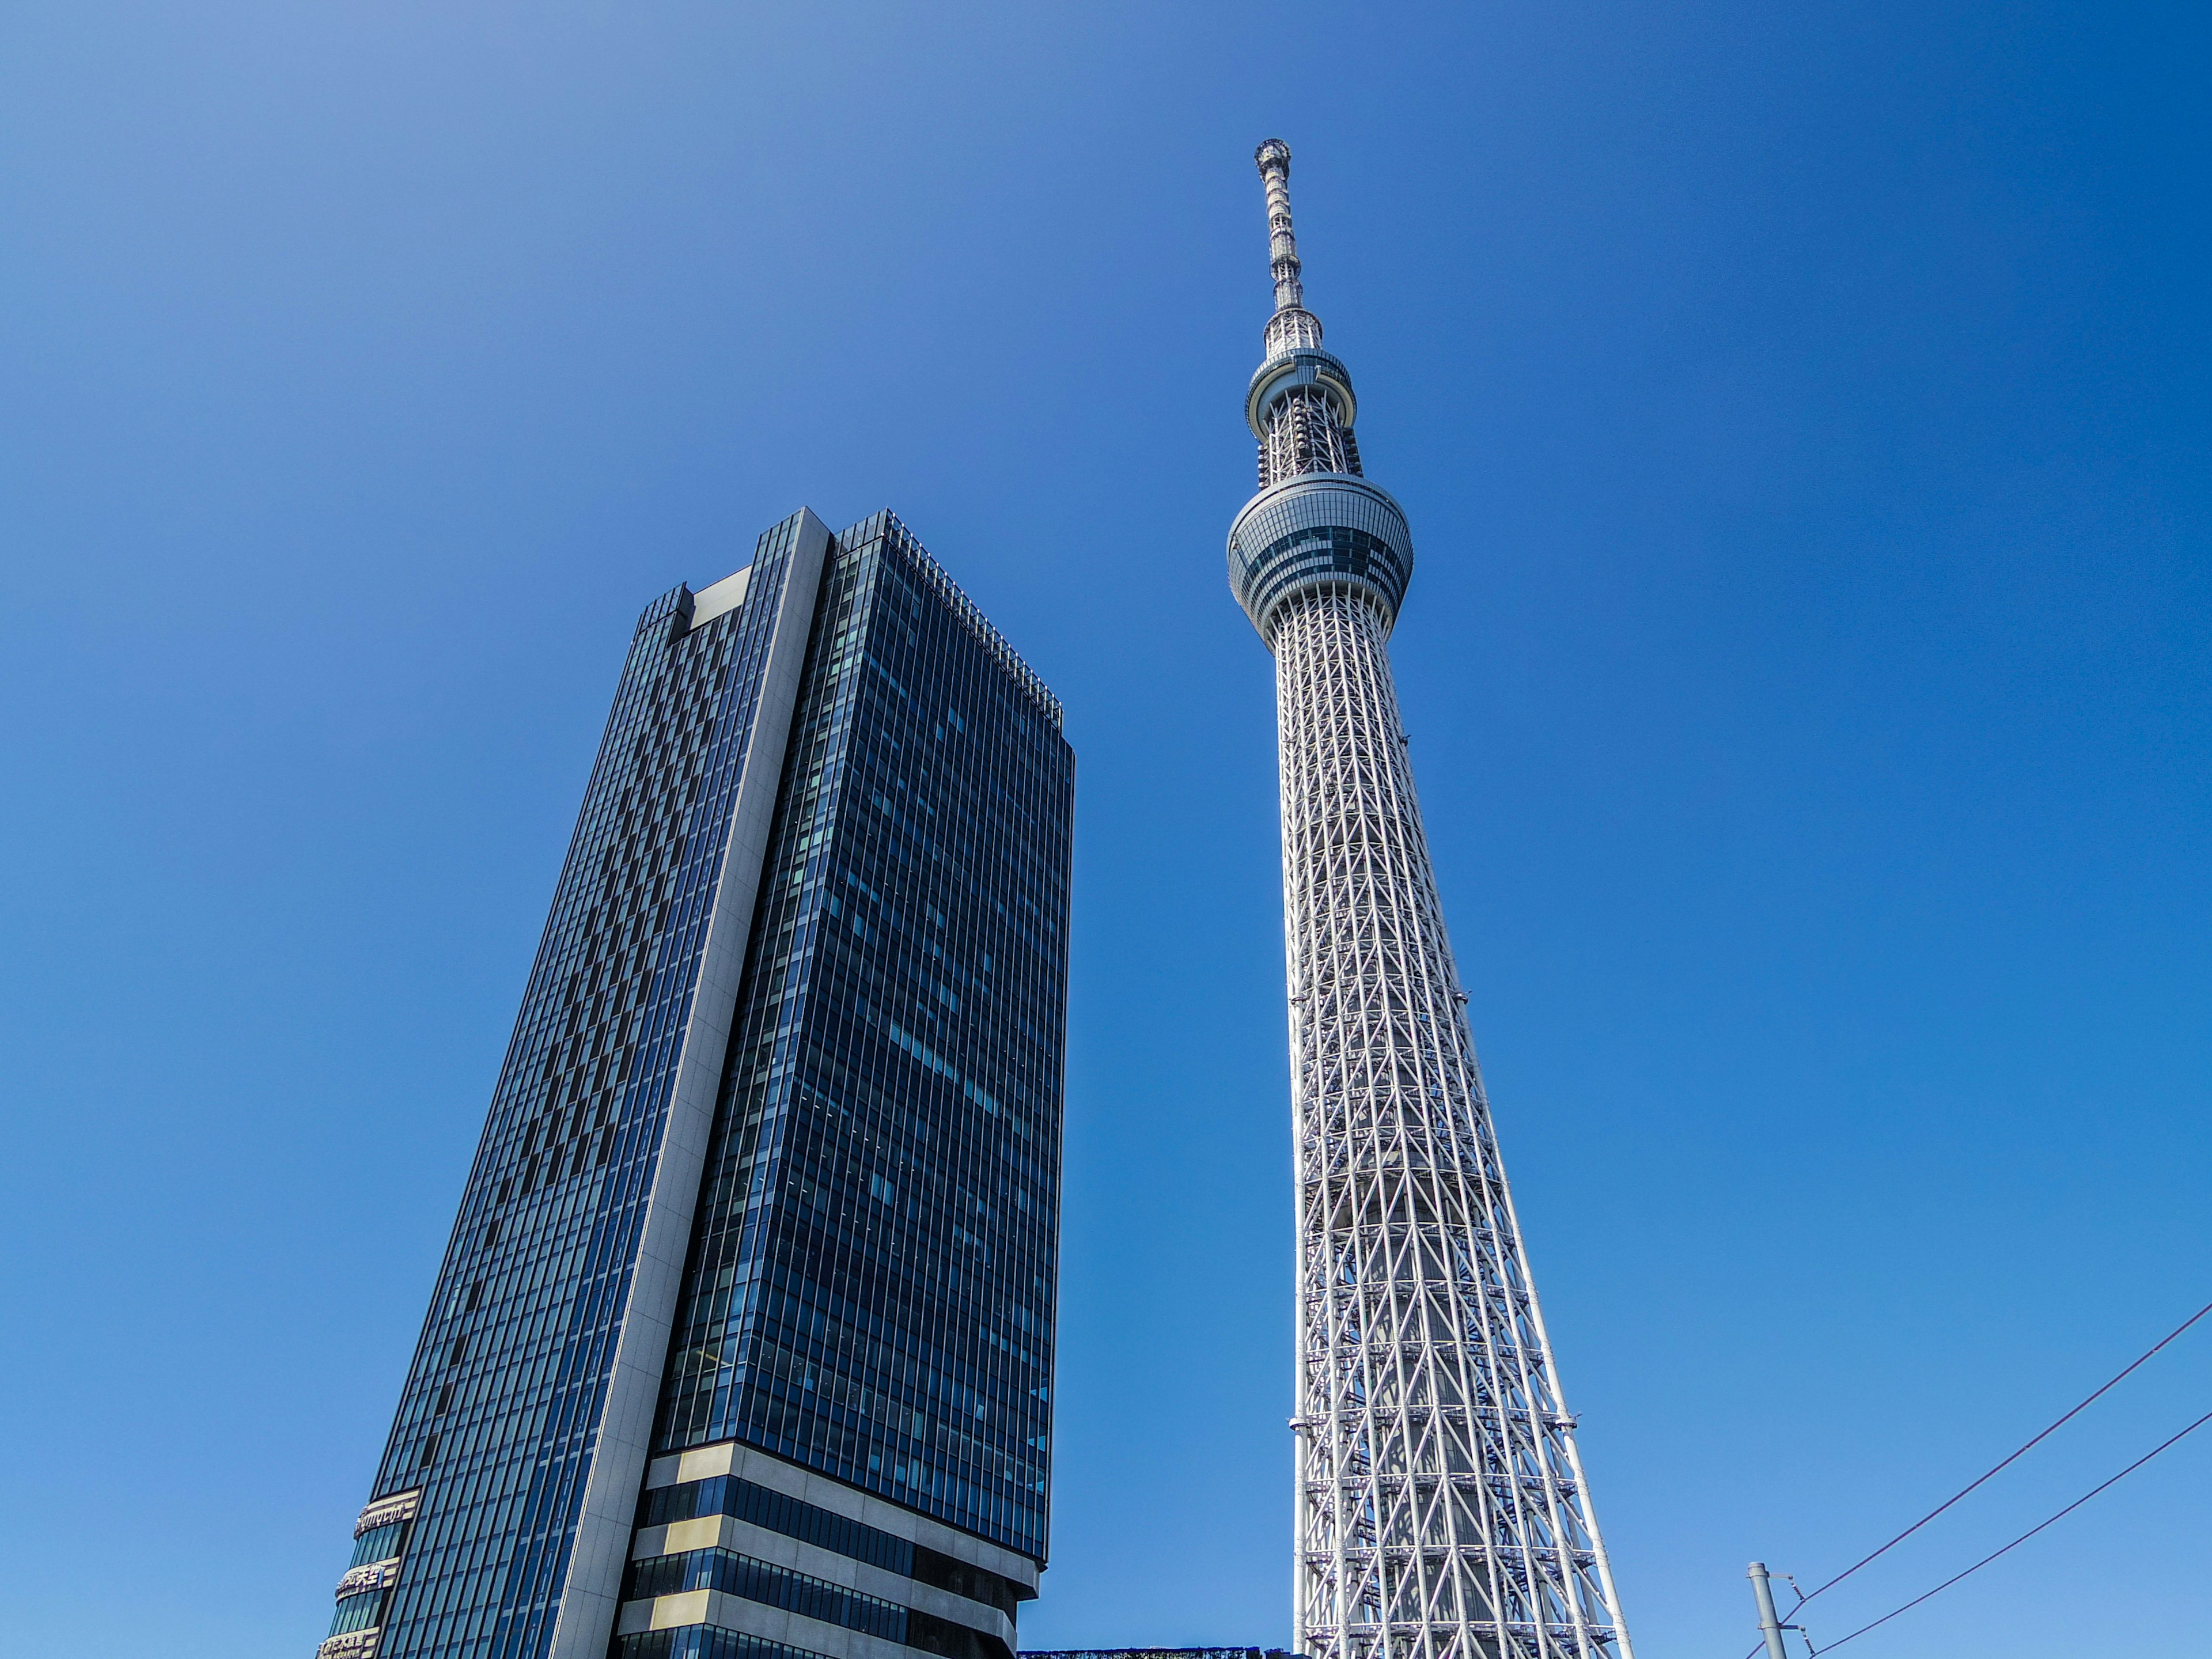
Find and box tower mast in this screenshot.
[1227,140,1634,1659]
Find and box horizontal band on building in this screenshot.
[642,1440,1039,1596]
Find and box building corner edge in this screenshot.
[543,507,835,1659]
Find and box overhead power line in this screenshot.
[1740,1294,2212,1659]
[1802,1296,2212,1601]
[1809,1404,2212,1654]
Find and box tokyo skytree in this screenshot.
[1227,141,1634,1659]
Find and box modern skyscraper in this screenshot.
[1227,143,1634,1659]
[318,510,1072,1659]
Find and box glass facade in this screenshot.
[653,514,1071,1560]
[317,510,1069,1659]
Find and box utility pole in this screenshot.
[1748,1562,1792,1659]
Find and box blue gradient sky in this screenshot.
[2,3,2207,1655]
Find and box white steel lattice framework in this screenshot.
[1227,141,1634,1659]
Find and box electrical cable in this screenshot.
[1736,1294,2212,1659]
[1806,1404,2212,1654]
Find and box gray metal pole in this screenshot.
[1748,1562,1790,1659]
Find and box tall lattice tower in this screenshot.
[1227,140,1634,1659]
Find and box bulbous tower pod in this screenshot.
[1229,139,1634,1659]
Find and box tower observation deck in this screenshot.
[1228,141,1635,1659]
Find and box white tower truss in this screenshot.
[1228,140,1634,1659]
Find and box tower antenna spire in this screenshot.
[1255,138,1304,313]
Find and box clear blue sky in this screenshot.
[2,2,2206,1655]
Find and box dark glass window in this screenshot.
[328,1588,387,1637]
[348,1521,408,1567]
[614,1631,835,1659]
[638,1475,912,1575]
[611,1613,1009,1659]
[912,1544,1019,1618]
[624,1548,907,1642]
